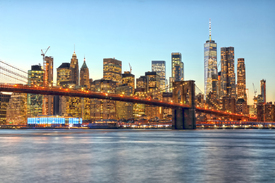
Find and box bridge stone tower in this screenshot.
[172,80,196,129]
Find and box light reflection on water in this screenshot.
[0,129,275,183]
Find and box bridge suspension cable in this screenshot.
[0,72,27,83]
[0,60,28,74]
[0,60,28,84]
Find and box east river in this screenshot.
[0,129,274,183]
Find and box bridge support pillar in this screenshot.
[172,80,196,130]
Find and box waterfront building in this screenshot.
[27,116,82,127]
[152,61,166,92]
[257,102,275,122]
[90,79,116,121]
[260,79,266,104]
[0,93,11,125]
[70,51,79,86]
[6,93,27,125]
[80,57,90,88]
[204,19,217,99]
[220,47,236,99]
[103,58,122,84]
[27,65,44,117]
[115,85,134,120]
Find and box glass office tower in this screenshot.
[204,19,217,98]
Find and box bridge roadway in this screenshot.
[0,83,256,120]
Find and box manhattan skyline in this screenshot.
[0,0,274,104]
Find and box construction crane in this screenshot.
[129,63,132,74]
[41,46,50,86]
[41,46,50,116]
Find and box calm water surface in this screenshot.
[0,129,274,183]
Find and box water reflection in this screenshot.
[0,129,274,183]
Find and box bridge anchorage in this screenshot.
[172,80,196,130]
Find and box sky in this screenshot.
[0,0,274,105]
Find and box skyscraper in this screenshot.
[103,58,122,84]
[80,57,90,121]
[57,63,71,87]
[170,53,183,92]
[80,57,90,88]
[236,58,247,114]
[44,56,54,115]
[70,51,79,86]
[260,79,266,104]
[152,61,166,92]
[220,47,236,99]
[237,58,246,100]
[204,19,217,98]
[27,65,44,117]
[171,53,183,81]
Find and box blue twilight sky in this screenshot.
[0,0,274,104]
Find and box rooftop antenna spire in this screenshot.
[74,44,75,53]
[209,18,211,41]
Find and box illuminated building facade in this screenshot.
[237,58,246,100]
[90,79,116,121]
[79,58,90,121]
[134,76,147,119]
[257,102,275,122]
[152,61,166,92]
[115,85,134,120]
[122,71,135,92]
[80,57,90,88]
[236,58,247,114]
[57,62,81,118]
[0,93,11,125]
[260,79,266,104]
[172,53,183,81]
[133,88,147,119]
[204,20,217,99]
[220,47,236,99]
[44,56,54,115]
[57,63,71,87]
[103,58,122,84]
[27,116,82,127]
[27,65,44,117]
[145,71,161,120]
[70,51,79,86]
[162,92,172,120]
[136,76,147,90]
[222,97,236,113]
[170,53,183,92]
[6,93,27,125]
